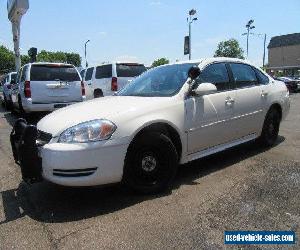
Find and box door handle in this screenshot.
[225,97,235,105]
[261,91,268,97]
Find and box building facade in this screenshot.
[267,33,300,76]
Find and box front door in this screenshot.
[185,62,237,154]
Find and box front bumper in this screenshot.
[10,118,130,186]
[10,119,42,183]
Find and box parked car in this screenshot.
[274,76,300,93]
[1,71,17,109]
[11,62,86,114]
[83,62,147,98]
[10,58,290,194]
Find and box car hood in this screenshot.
[37,96,170,137]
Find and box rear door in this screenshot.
[29,64,82,104]
[116,63,147,90]
[228,63,264,138]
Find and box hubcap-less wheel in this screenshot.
[124,132,178,194]
[141,153,157,172]
[259,108,280,147]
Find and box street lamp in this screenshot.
[187,9,198,60]
[242,19,255,58]
[84,39,90,68]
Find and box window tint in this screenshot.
[11,73,17,81]
[80,70,86,78]
[20,66,27,82]
[85,67,94,81]
[95,65,112,79]
[30,65,80,81]
[116,64,146,77]
[230,63,257,88]
[199,63,230,91]
[254,68,269,85]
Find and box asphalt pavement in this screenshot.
[0,94,299,250]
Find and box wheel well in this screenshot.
[94,89,103,98]
[269,103,282,121]
[130,123,182,160]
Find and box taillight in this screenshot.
[24,81,31,98]
[81,81,86,96]
[7,84,11,89]
[111,77,118,91]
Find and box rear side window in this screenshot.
[11,73,17,81]
[30,65,80,81]
[85,67,94,81]
[20,66,27,82]
[95,65,112,79]
[230,63,257,88]
[80,70,86,79]
[116,64,146,77]
[254,68,269,85]
[199,63,230,91]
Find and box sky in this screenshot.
[0,0,300,67]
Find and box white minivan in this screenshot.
[11,62,86,114]
[83,62,147,98]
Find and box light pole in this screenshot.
[242,19,255,58]
[187,9,198,60]
[84,39,90,68]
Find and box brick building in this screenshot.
[267,33,300,76]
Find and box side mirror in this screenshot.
[193,82,217,96]
[188,66,201,80]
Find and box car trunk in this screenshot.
[30,64,82,104]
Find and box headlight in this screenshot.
[58,119,116,143]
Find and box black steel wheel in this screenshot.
[259,108,281,147]
[123,132,178,194]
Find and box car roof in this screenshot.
[26,62,74,67]
[174,57,253,65]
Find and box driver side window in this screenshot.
[198,63,230,91]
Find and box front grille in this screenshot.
[53,167,97,177]
[36,130,52,146]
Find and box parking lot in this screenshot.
[0,94,299,249]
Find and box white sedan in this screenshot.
[11,58,290,194]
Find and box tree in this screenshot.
[36,50,81,67]
[151,58,169,68]
[0,46,15,74]
[214,39,244,59]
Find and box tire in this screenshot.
[258,108,281,147]
[94,89,103,98]
[123,132,178,194]
[18,96,28,119]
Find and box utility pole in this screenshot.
[187,9,197,60]
[85,39,90,68]
[7,0,29,71]
[263,33,266,68]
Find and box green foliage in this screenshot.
[151,58,169,68]
[0,47,82,74]
[0,46,15,74]
[214,39,244,59]
[37,50,81,66]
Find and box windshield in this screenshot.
[30,65,80,81]
[118,63,196,97]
